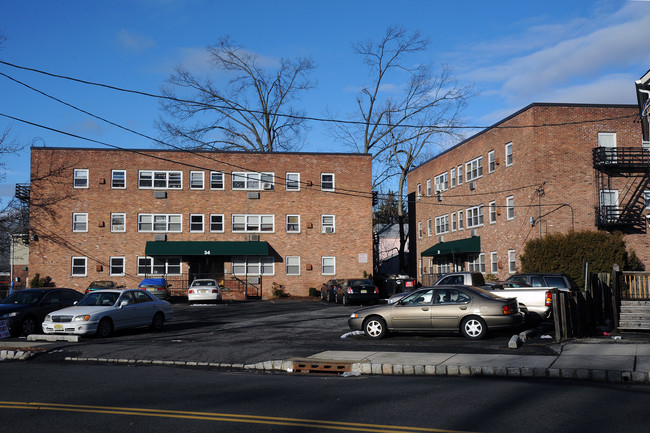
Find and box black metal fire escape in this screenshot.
[593,147,650,233]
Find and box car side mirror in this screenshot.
[120,300,129,308]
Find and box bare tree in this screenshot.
[157,36,316,152]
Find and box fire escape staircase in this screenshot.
[593,147,650,233]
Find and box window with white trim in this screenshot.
[232,172,274,190]
[321,215,335,233]
[451,212,457,231]
[138,214,182,232]
[322,256,336,275]
[418,259,423,277]
[286,173,300,191]
[110,257,125,276]
[138,256,181,275]
[73,169,88,188]
[435,215,449,235]
[71,257,87,276]
[73,213,88,232]
[489,201,496,224]
[321,173,335,191]
[190,214,204,232]
[418,221,422,238]
[210,214,224,232]
[465,156,483,181]
[426,179,431,196]
[457,165,463,185]
[505,142,513,166]
[111,213,125,232]
[111,170,126,189]
[450,168,456,188]
[436,258,450,274]
[426,219,432,236]
[508,249,516,273]
[466,205,484,228]
[506,196,514,220]
[458,210,464,230]
[488,150,495,173]
[490,252,498,274]
[190,171,204,190]
[286,256,300,275]
[232,256,275,276]
[417,183,422,199]
[468,253,485,273]
[232,214,274,232]
[434,173,448,192]
[644,190,650,209]
[287,215,300,233]
[210,171,224,190]
[138,170,182,189]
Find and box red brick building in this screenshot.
[28,148,373,298]
[408,103,648,284]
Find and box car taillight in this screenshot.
[211,289,218,293]
[347,287,353,294]
[189,289,194,294]
[374,286,379,294]
[545,290,552,307]
[502,304,515,315]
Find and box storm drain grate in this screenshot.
[292,360,351,374]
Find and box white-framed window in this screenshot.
[232,214,274,233]
[232,256,274,276]
[210,214,224,232]
[466,205,484,228]
[505,142,513,166]
[138,170,182,189]
[111,170,126,189]
[190,171,204,190]
[427,219,432,236]
[508,250,516,273]
[73,213,88,232]
[286,172,300,191]
[506,196,514,220]
[488,150,495,173]
[210,171,224,190]
[286,256,300,275]
[468,253,486,273]
[426,179,432,196]
[451,212,457,232]
[644,190,650,209]
[450,168,456,188]
[457,165,463,185]
[418,221,423,238]
[466,156,483,181]
[73,169,89,188]
[190,214,204,232]
[287,215,300,233]
[232,172,274,190]
[417,183,422,199]
[321,173,335,191]
[436,257,450,274]
[458,210,464,230]
[322,256,336,275]
[600,190,619,223]
[110,257,125,276]
[418,259,423,277]
[435,215,449,235]
[111,213,126,232]
[138,256,181,275]
[321,215,335,233]
[490,252,498,274]
[71,256,87,276]
[138,214,182,232]
[489,201,496,224]
[434,173,448,192]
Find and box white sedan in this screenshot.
[188,279,222,305]
[42,289,173,337]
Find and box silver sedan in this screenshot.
[348,285,524,340]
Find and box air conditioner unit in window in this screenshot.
[434,187,441,194]
[416,195,421,202]
[248,276,260,284]
[324,227,334,234]
[262,182,274,190]
[154,234,166,241]
[438,235,444,242]
[248,234,260,242]
[470,229,477,237]
[469,181,476,190]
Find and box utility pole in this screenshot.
[536,183,545,239]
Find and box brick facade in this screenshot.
[29,148,373,297]
[408,103,646,282]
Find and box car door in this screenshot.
[130,291,158,326]
[390,289,434,330]
[112,291,140,329]
[431,288,472,330]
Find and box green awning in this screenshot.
[421,237,480,257]
[145,241,269,256]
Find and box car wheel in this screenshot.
[363,316,387,339]
[461,316,487,340]
[21,316,37,336]
[96,318,113,338]
[151,312,165,332]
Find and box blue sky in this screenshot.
[1,0,650,204]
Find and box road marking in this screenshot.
[0,401,479,433]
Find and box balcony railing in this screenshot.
[593,147,650,174]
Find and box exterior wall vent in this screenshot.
[248,276,261,284]
[470,229,477,237]
[248,234,260,242]
[154,234,167,241]
[248,192,260,199]
[469,181,476,190]
[154,191,167,199]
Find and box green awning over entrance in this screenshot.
[145,241,269,256]
[421,237,480,257]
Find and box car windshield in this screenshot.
[77,292,119,307]
[349,279,373,287]
[1,291,45,305]
[192,280,216,286]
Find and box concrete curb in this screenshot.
[0,349,38,361]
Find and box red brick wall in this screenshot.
[29,149,373,297]
[409,104,644,280]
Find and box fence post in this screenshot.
[552,290,562,343]
[611,265,620,331]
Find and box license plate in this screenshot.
[199,289,208,294]
[54,324,64,331]
[360,290,367,294]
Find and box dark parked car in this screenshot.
[85,280,119,294]
[348,285,524,340]
[138,278,171,300]
[320,279,342,303]
[0,288,84,336]
[336,279,380,305]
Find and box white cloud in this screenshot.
[116,29,155,54]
